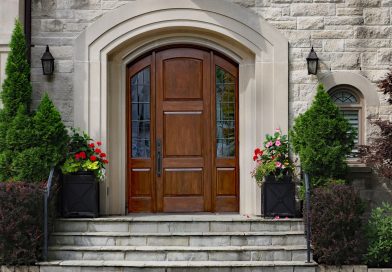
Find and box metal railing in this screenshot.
[304,172,312,263]
[43,167,59,261]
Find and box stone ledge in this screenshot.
[0,266,39,272]
[317,265,368,272]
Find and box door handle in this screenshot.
[156,139,162,177]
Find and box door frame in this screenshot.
[126,45,239,213]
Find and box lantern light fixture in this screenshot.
[41,45,55,76]
[306,47,319,75]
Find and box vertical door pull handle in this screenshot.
[156,139,162,177]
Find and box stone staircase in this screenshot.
[39,214,317,272]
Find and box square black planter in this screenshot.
[263,175,295,218]
[61,172,99,218]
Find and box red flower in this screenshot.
[88,143,95,148]
[94,148,101,154]
[103,159,109,164]
[97,141,102,146]
[253,155,258,161]
[100,153,106,158]
[254,148,263,156]
[79,152,86,159]
[90,155,97,162]
[75,153,80,160]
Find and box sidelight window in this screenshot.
[216,66,236,157]
[130,67,151,158]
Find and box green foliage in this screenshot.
[366,203,392,268]
[290,84,355,188]
[6,106,34,152]
[0,21,68,183]
[12,147,51,182]
[33,94,69,165]
[0,20,31,119]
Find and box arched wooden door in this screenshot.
[127,47,239,213]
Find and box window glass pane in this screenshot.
[131,67,151,158]
[216,66,235,157]
[341,110,359,158]
[331,90,358,104]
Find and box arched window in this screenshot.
[329,85,363,159]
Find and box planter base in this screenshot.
[263,176,295,218]
[61,172,99,218]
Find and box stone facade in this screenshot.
[29,0,392,127]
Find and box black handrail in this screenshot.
[43,167,58,261]
[304,172,312,263]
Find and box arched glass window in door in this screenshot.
[330,85,363,158]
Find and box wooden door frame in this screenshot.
[126,45,239,213]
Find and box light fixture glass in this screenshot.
[306,47,319,75]
[41,45,54,75]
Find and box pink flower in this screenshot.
[274,216,280,220]
[275,140,281,146]
[276,162,282,168]
[266,141,273,148]
[275,128,281,133]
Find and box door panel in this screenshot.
[127,47,238,213]
[164,113,202,156]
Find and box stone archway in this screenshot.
[73,0,289,215]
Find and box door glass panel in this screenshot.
[216,66,235,157]
[131,67,151,158]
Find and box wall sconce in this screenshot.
[306,47,319,75]
[41,45,54,75]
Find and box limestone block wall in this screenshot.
[30,0,392,127]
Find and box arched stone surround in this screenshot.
[73,0,288,215]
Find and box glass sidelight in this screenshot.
[216,66,236,157]
[130,67,151,158]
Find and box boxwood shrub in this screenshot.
[0,182,44,265]
[366,203,392,268]
[310,184,366,265]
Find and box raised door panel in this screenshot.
[163,58,203,100]
[163,169,203,196]
[164,113,202,157]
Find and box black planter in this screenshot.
[61,171,99,218]
[263,175,295,218]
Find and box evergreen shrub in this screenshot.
[290,84,355,188]
[0,21,68,182]
[310,185,366,265]
[366,203,392,268]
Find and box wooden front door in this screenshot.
[127,47,238,213]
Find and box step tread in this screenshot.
[48,245,308,251]
[38,260,316,267]
[50,231,305,237]
[56,214,303,223]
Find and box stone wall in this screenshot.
[30,0,392,127]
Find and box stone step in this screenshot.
[39,260,317,272]
[54,217,304,233]
[48,245,308,262]
[49,231,306,247]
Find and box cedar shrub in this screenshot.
[310,185,366,265]
[290,84,355,188]
[0,21,68,182]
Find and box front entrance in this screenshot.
[127,47,239,213]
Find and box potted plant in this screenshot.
[252,128,295,218]
[60,130,108,217]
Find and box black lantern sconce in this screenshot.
[41,45,55,76]
[306,47,319,75]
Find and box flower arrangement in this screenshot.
[252,128,293,186]
[61,129,108,180]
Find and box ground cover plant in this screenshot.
[310,184,366,265]
[290,84,355,190]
